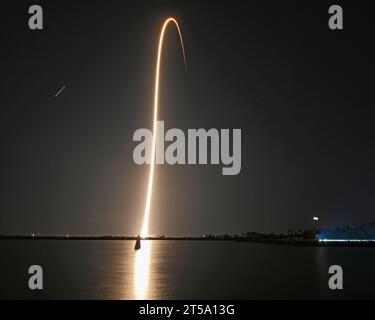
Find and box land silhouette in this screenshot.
[1,222,375,247]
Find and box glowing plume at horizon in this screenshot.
[140,18,187,237]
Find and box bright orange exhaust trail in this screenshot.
[140,18,186,237]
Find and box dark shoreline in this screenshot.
[1,235,375,247]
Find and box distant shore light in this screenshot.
[313,217,319,221]
[319,239,375,243]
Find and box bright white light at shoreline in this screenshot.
[313,217,319,221]
[319,239,375,242]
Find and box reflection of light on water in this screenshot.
[134,240,152,299]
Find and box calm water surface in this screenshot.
[0,240,374,299]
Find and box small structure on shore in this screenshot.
[134,235,141,250]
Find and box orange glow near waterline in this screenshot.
[140,18,186,238]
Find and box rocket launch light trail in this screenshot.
[140,18,186,238]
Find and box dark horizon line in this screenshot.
[2,234,375,248]
[1,221,375,241]
[0,231,316,239]
[2,221,374,239]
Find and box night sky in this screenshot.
[1,0,374,236]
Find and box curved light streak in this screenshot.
[140,18,186,237]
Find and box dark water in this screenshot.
[0,240,374,299]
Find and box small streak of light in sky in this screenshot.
[54,85,66,97]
